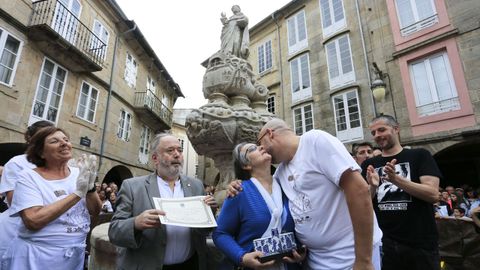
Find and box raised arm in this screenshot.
[383,159,439,203]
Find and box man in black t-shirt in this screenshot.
[361,115,442,270]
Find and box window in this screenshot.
[325,35,355,89]
[0,28,22,86]
[124,52,137,88]
[30,58,67,125]
[91,20,109,60]
[267,96,275,114]
[332,90,363,142]
[293,104,313,135]
[287,10,308,55]
[53,0,81,43]
[258,40,272,73]
[146,75,157,109]
[178,139,185,150]
[395,0,438,36]
[117,110,132,141]
[409,51,459,117]
[138,125,151,164]
[319,0,346,37]
[76,81,98,123]
[289,53,312,103]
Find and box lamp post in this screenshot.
[371,62,387,116]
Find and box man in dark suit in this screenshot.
[109,133,216,270]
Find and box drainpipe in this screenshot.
[355,0,377,117]
[272,11,286,119]
[98,23,137,173]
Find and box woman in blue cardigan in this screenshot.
[213,143,304,270]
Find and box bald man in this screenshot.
[231,119,382,270]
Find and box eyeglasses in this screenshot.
[256,129,273,145]
[241,144,257,163]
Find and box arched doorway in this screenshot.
[0,143,27,165]
[102,165,133,188]
[434,139,480,189]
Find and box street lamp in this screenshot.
[371,76,386,102]
[371,62,387,103]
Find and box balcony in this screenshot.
[133,90,173,130]
[28,0,106,72]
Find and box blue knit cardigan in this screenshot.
[212,179,299,269]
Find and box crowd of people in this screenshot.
[350,137,480,223]
[95,182,118,214]
[1,114,479,270]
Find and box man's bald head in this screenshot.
[261,118,290,133]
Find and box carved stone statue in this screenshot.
[186,5,271,207]
[220,5,249,59]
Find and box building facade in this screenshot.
[0,0,183,186]
[247,0,480,187]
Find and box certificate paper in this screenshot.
[153,196,217,228]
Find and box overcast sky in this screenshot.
[115,0,291,109]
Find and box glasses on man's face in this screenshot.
[256,129,273,146]
[241,144,257,163]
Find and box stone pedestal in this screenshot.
[88,222,117,270]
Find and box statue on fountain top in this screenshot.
[220,5,249,59]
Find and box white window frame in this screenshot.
[117,109,132,141]
[409,51,459,117]
[267,95,275,114]
[319,0,346,38]
[91,20,109,60]
[146,75,157,109]
[258,40,272,74]
[332,90,363,142]
[287,10,308,55]
[0,28,23,87]
[289,53,312,103]
[395,0,438,36]
[325,34,355,89]
[124,52,137,88]
[76,81,98,123]
[293,103,314,135]
[29,58,68,125]
[53,0,82,44]
[138,125,151,164]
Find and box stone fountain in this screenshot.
[186,5,272,205]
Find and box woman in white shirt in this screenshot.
[2,126,101,270]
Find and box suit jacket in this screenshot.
[108,173,208,270]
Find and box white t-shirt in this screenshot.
[274,130,382,270]
[0,154,36,258]
[101,200,113,213]
[0,154,36,199]
[9,167,90,244]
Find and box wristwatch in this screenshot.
[87,186,97,193]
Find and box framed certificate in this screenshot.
[153,196,217,228]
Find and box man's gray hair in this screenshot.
[370,114,399,128]
[150,132,174,154]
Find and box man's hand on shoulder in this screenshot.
[203,195,218,210]
[226,180,243,198]
[134,209,165,230]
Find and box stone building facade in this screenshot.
[0,0,183,186]
[244,0,480,187]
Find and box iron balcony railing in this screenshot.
[134,90,173,127]
[29,0,106,67]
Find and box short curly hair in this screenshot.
[26,126,69,167]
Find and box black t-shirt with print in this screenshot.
[361,148,442,250]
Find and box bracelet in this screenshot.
[87,186,97,193]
